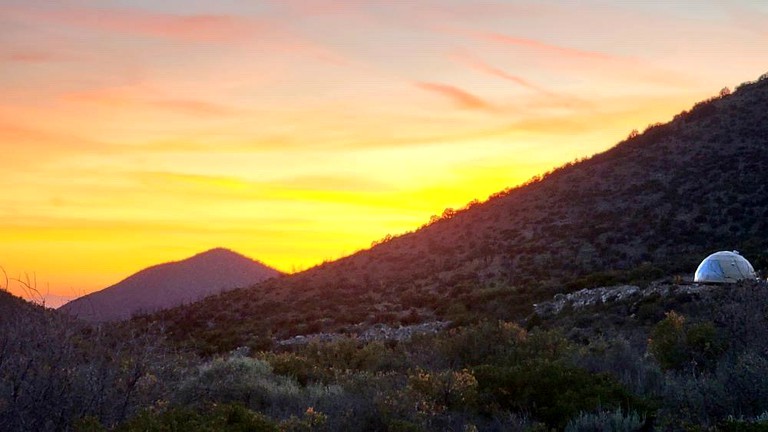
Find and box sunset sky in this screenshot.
[1,0,766,307]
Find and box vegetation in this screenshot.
[135,73,768,354]
[3,73,768,430]
[11,281,768,431]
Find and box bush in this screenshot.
[114,404,277,432]
[176,355,300,410]
[474,360,642,428]
[278,407,329,432]
[175,353,342,419]
[406,368,478,413]
[721,412,768,432]
[659,352,768,427]
[261,352,320,386]
[648,311,726,372]
[426,321,563,369]
[564,408,645,432]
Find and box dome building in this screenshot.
[694,251,757,284]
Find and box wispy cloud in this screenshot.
[473,31,621,62]
[134,171,392,202]
[0,51,67,63]
[63,86,241,117]
[457,29,692,89]
[4,6,266,43]
[275,174,390,192]
[722,3,768,37]
[450,51,554,95]
[268,0,359,16]
[0,121,100,153]
[149,99,241,117]
[415,82,495,111]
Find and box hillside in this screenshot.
[143,73,768,354]
[61,248,281,322]
[6,73,768,432]
[0,288,44,320]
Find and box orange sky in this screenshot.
[1,0,766,307]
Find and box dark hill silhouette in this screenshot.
[61,248,281,322]
[142,73,768,354]
[0,288,43,319]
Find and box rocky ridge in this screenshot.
[533,282,719,317]
[277,321,450,346]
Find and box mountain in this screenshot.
[61,248,281,322]
[142,73,768,354]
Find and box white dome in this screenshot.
[694,251,757,284]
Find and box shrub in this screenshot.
[278,407,329,432]
[474,360,642,428]
[261,352,319,386]
[175,354,304,415]
[112,404,278,432]
[406,368,478,413]
[659,352,768,427]
[721,412,768,432]
[428,321,536,368]
[564,408,645,432]
[648,311,726,372]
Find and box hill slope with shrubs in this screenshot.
[141,73,768,354]
[5,73,768,432]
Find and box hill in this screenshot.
[143,73,768,354]
[6,73,768,432]
[61,248,281,322]
[0,288,44,319]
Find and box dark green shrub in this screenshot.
[721,413,768,432]
[564,408,645,432]
[262,352,319,386]
[474,360,641,428]
[112,404,278,432]
[648,311,726,372]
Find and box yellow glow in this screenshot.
[1,1,765,307]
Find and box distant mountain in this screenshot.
[143,73,768,354]
[61,248,281,322]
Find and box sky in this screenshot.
[1,0,766,307]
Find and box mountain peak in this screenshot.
[196,247,239,257]
[60,248,281,322]
[189,247,250,262]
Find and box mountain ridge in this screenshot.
[61,248,281,322]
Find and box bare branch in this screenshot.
[12,273,46,307]
[0,266,8,292]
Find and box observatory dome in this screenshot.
[694,251,757,284]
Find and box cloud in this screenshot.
[722,2,768,38]
[149,99,241,117]
[449,51,555,95]
[0,51,66,63]
[137,171,256,191]
[268,0,359,16]
[456,29,692,89]
[275,174,390,192]
[4,6,266,43]
[415,82,495,111]
[63,86,241,117]
[0,121,101,155]
[473,31,621,62]
[2,5,353,68]
[137,170,389,194]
